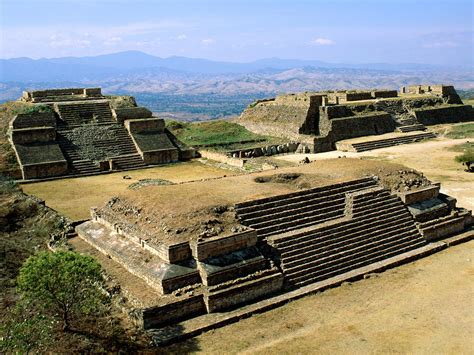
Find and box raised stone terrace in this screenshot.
[239,84,473,153]
[9,88,195,180]
[75,160,472,330]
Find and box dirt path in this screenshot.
[180,240,474,354]
[275,137,474,209]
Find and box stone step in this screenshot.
[286,234,425,286]
[247,199,346,229]
[396,124,426,133]
[242,196,346,225]
[351,133,436,152]
[235,178,376,213]
[291,239,426,288]
[257,207,346,238]
[271,202,412,248]
[280,212,414,261]
[282,223,418,271]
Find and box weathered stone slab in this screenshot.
[397,185,439,205]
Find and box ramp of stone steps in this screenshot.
[236,177,378,239]
[336,131,436,152]
[263,185,425,288]
[57,124,147,174]
[55,101,114,126]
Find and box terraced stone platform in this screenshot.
[75,166,472,332]
[9,87,195,180]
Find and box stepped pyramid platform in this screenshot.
[74,160,472,332]
[9,87,196,180]
[238,84,472,154]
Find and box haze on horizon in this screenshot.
[0,0,473,67]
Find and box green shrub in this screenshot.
[12,104,53,115]
[455,150,474,172]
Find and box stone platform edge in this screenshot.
[148,229,473,346]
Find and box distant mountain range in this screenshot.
[1,50,473,103]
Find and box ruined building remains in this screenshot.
[9,88,195,180]
[239,85,473,152]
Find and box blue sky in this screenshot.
[1,0,472,65]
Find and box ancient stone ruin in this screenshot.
[238,84,473,153]
[8,88,195,180]
[76,164,472,334]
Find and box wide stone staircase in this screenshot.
[237,180,427,289]
[57,124,146,175]
[348,132,436,152]
[55,101,114,126]
[235,178,378,239]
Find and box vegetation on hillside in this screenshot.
[166,119,274,147]
[0,178,148,352]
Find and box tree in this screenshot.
[455,151,474,172]
[16,251,105,331]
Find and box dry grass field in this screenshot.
[21,161,233,220]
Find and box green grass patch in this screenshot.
[445,123,474,139]
[448,142,474,153]
[166,119,276,147]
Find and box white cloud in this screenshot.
[201,38,216,45]
[310,38,335,46]
[422,41,459,48]
[49,34,91,49]
[103,36,122,46]
[175,34,187,40]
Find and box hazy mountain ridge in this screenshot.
[1,51,473,120]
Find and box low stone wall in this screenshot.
[338,92,372,102]
[398,185,439,205]
[226,142,299,159]
[202,257,268,286]
[372,90,398,98]
[421,211,472,241]
[114,107,153,123]
[141,149,179,165]
[10,127,56,144]
[199,150,245,168]
[141,295,206,329]
[191,230,258,261]
[21,160,68,180]
[413,105,473,125]
[205,272,284,313]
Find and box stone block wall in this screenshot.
[141,295,206,329]
[114,107,153,123]
[191,230,258,261]
[397,185,439,205]
[372,90,398,98]
[414,105,473,125]
[10,127,56,144]
[320,113,395,140]
[10,112,57,129]
[124,118,164,133]
[21,161,68,180]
